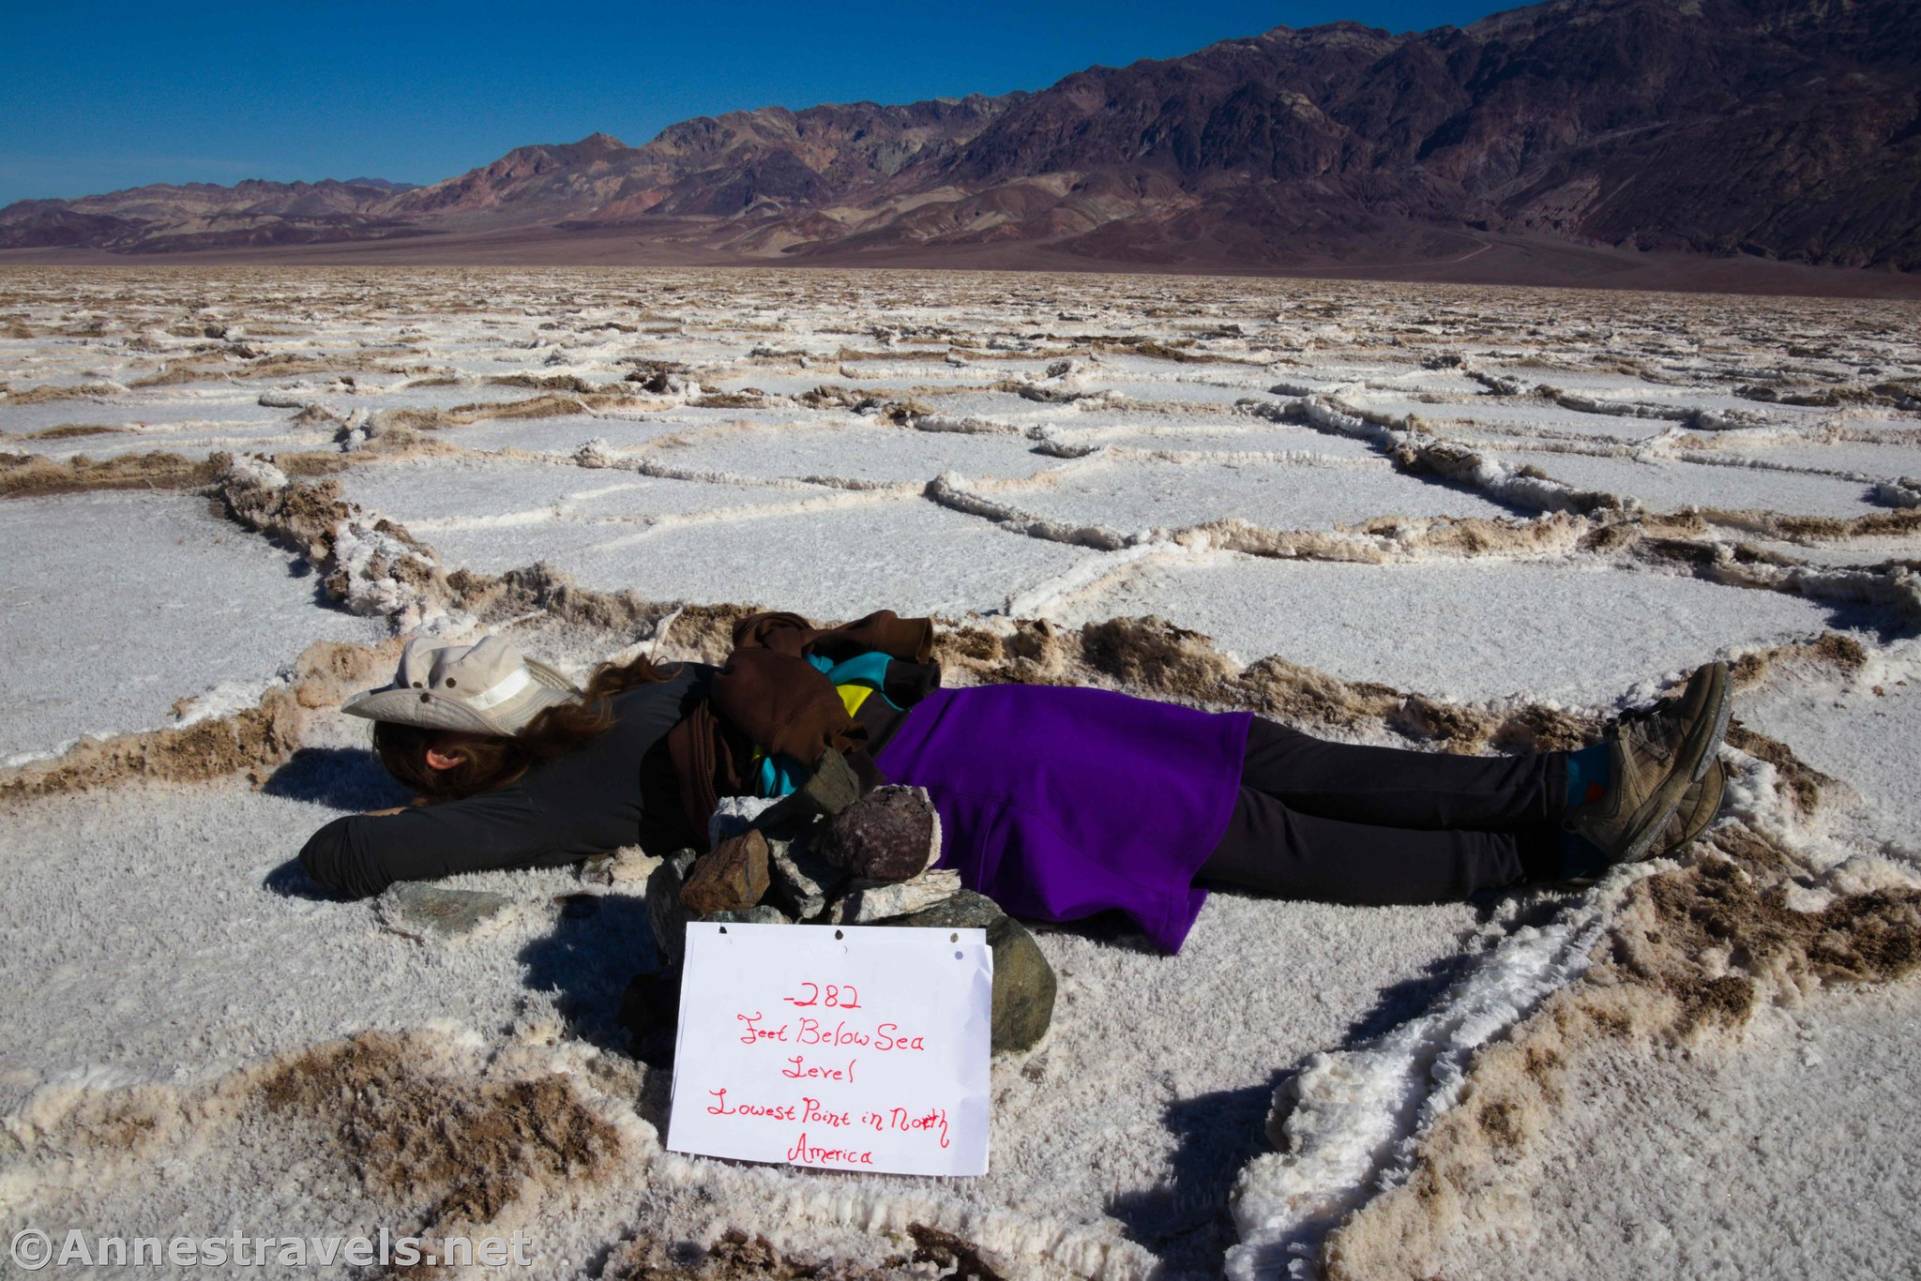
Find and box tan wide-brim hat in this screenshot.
[343,634,579,736]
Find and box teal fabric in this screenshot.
[757,752,806,798]
[754,650,904,798]
[808,650,900,704]
[1564,742,1612,814]
[1558,741,1615,878]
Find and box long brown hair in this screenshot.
[373,650,680,802]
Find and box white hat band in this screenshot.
[463,666,534,711]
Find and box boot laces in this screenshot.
[1610,699,1680,761]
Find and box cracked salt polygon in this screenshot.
[0,405,320,458]
[1741,536,1921,567]
[0,491,384,759]
[0,394,291,438]
[989,453,1517,534]
[1037,418,1384,462]
[1496,448,1889,516]
[579,420,1067,485]
[438,411,682,454]
[343,458,794,525]
[1047,552,1846,705]
[1348,393,1681,441]
[538,496,1099,619]
[1707,437,1921,479]
[320,381,538,412]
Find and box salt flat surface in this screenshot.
[1501,449,1885,515]
[1346,394,1669,441]
[0,395,294,442]
[998,454,1516,532]
[4,267,1921,1281]
[525,496,1099,619]
[1708,438,1921,479]
[437,411,685,454]
[0,491,383,760]
[0,756,1483,1278]
[343,457,800,528]
[1737,655,1921,853]
[620,419,1069,483]
[1416,982,1921,1281]
[1034,416,1385,460]
[1048,552,1844,705]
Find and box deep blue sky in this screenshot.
[1,1,1503,207]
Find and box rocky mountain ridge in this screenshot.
[4,0,1915,279]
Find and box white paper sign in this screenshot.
[667,921,993,1177]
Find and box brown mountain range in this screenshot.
[4,0,1917,291]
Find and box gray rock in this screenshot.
[892,890,1057,1055]
[826,868,962,924]
[747,750,866,841]
[376,883,515,943]
[645,848,699,966]
[708,795,780,847]
[766,835,849,921]
[578,845,658,888]
[702,904,793,928]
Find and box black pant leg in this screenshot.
[1238,716,1567,831]
[1197,785,1549,904]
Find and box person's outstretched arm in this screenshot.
[297,787,554,898]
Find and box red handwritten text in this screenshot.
[705,1088,797,1121]
[786,1132,875,1166]
[736,1011,789,1046]
[781,1054,857,1083]
[782,981,862,1010]
[794,1018,926,1052]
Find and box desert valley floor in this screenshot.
[2,267,1919,1280]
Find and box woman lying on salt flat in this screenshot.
[299,609,1730,956]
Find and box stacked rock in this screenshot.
[627,783,1056,1062]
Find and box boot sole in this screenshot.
[1658,758,1728,859]
[1613,662,1732,866]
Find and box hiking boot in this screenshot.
[1566,660,1731,867]
[1653,756,1728,859]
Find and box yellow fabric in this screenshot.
[837,682,873,718]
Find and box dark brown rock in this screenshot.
[679,830,771,917]
[818,785,941,883]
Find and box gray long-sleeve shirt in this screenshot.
[298,663,718,898]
